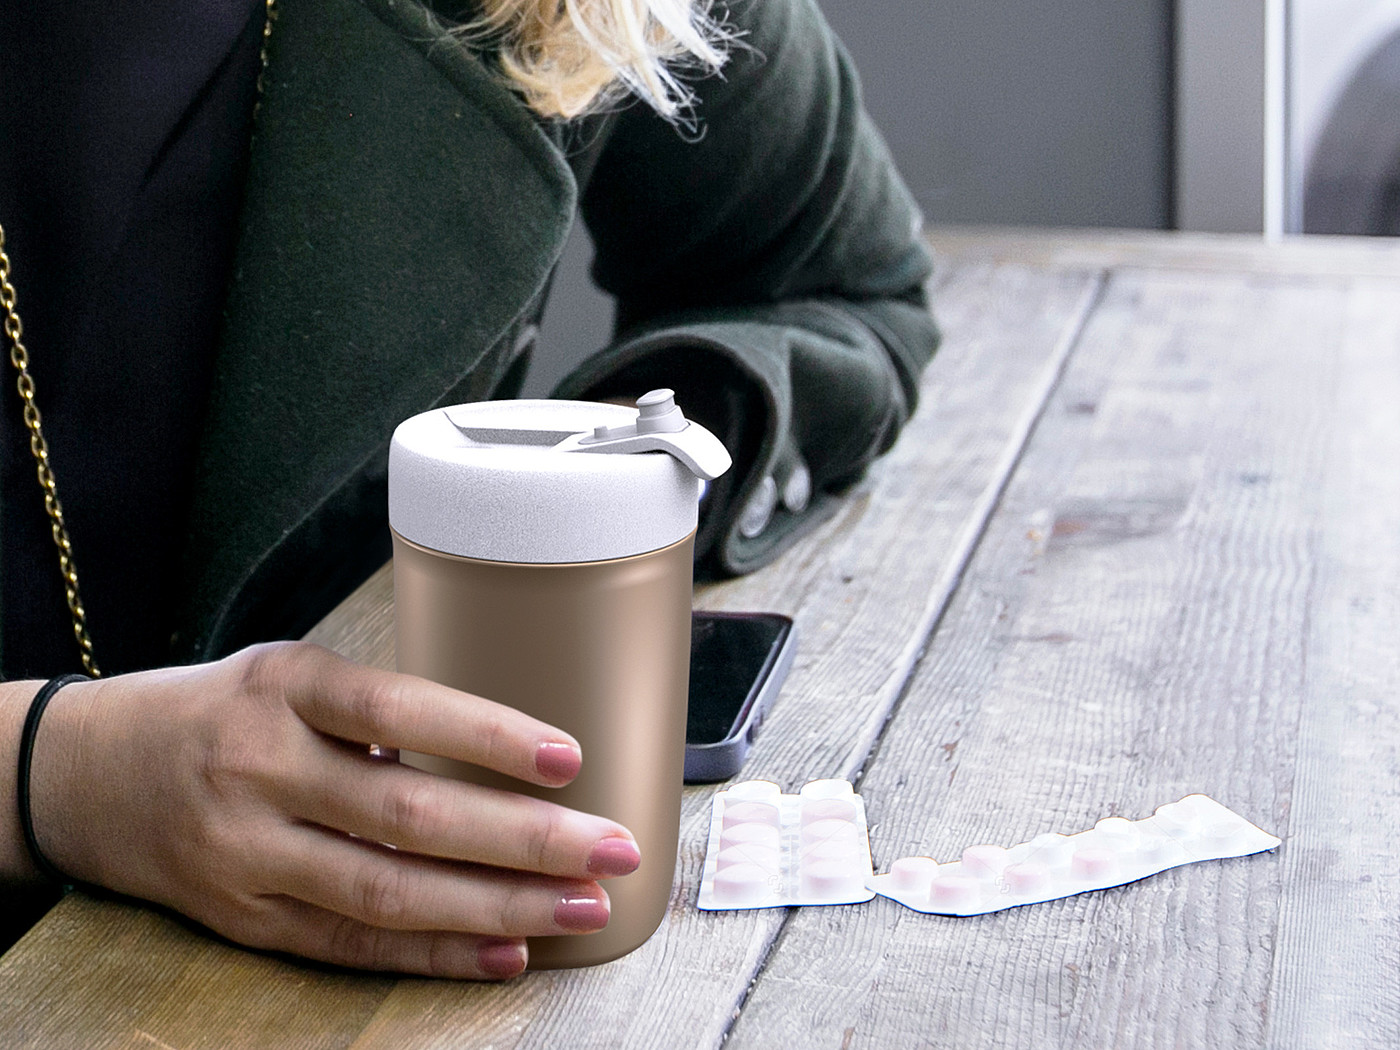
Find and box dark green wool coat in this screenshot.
[175,0,941,663]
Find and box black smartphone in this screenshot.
[684,610,796,783]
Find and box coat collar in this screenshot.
[175,0,576,660]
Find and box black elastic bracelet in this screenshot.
[18,673,89,886]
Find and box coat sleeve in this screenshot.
[552,0,940,575]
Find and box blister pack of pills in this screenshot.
[868,794,1281,916]
[697,779,876,910]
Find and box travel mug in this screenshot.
[388,390,731,967]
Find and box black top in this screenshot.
[0,0,264,678]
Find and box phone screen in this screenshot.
[687,612,792,745]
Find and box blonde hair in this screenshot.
[459,0,730,120]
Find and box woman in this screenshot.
[0,0,938,976]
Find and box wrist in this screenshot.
[1,680,45,883]
[19,677,105,888]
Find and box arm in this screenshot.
[1,681,46,884]
[1,644,640,977]
[557,0,940,573]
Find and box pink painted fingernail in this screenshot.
[555,893,610,932]
[477,939,527,979]
[535,741,582,782]
[587,835,641,877]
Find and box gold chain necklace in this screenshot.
[0,0,277,678]
[0,232,100,677]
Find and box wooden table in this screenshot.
[4,228,1399,1049]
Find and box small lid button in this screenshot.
[634,389,687,434]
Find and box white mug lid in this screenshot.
[388,393,731,563]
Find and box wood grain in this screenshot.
[303,569,396,669]
[321,262,1102,1050]
[0,258,1095,1049]
[0,892,396,1050]
[1265,276,1400,1048]
[725,264,1400,1048]
[7,232,1398,1050]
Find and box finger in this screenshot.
[270,826,612,938]
[245,642,582,786]
[249,897,529,979]
[290,744,640,878]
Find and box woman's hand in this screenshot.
[25,641,640,979]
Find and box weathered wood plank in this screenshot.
[0,259,1098,1049]
[1266,278,1400,1048]
[326,262,1103,1050]
[0,258,1091,1049]
[303,567,395,669]
[8,233,1397,1049]
[929,226,1400,279]
[0,892,396,1050]
[727,266,1400,1048]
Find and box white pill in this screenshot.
[890,856,940,894]
[1025,832,1075,866]
[720,822,781,852]
[1137,835,1175,865]
[800,798,858,826]
[800,779,856,800]
[1002,861,1050,895]
[802,837,863,866]
[962,844,1010,879]
[722,800,781,830]
[1204,817,1248,846]
[801,818,861,849]
[800,860,864,899]
[712,863,776,906]
[1177,793,1217,814]
[726,780,783,802]
[716,844,780,873]
[1153,803,1198,837]
[1071,847,1119,881]
[1094,817,1140,848]
[929,875,982,910]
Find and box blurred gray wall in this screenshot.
[526,0,1175,395]
[823,0,1174,229]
